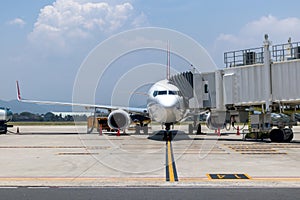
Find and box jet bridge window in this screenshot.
[204,84,209,93]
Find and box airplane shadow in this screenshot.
[147,130,300,144]
[147,130,191,141]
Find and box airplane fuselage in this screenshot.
[147,80,186,124]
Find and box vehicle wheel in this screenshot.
[285,133,294,142]
[284,128,293,143]
[143,126,148,135]
[0,127,7,134]
[270,129,284,142]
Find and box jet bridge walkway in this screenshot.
[170,35,300,142]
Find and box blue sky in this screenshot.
[1,0,300,104]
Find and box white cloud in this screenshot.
[28,0,147,52]
[8,18,26,27]
[213,15,300,67]
[131,12,148,27]
[216,15,300,50]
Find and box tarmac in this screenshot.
[0,124,299,187]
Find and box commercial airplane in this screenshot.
[16,47,212,140]
[16,78,191,140]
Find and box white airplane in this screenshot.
[16,78,192,139]
[15,48,212,140]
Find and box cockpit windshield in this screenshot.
[158,90,167,95]
[153,90,181,97]
[168,90,177,95]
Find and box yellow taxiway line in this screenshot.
[167,141,175,182]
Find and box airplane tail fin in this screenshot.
[16,81,22,101]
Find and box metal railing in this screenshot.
[272,41,300,62]
[224,47,264,68]
[224,40,300,68]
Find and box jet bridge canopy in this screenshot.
[223,38,300,107]
[168,36,300,111]
[169,70,216,109]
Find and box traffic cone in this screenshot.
[117,129,120,136]
[236,126,240,135]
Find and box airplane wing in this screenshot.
[16,81,147,114]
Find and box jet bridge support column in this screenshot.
[206,69,227,130]
[188,72,203,135]
[263,34,272,112]
[215,69,224,110]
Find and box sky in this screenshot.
[1,0,300,106]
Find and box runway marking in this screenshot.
[224,144,300,148]
[0,177,165,182]
[0,146,111,149]
[0,146,111,150]
[171,146,229,155]
[57,152,99,155]
[0,146,85,148]
[166,140,178,182]
[241,152,287,155]
[207,174,251,180]
[223,144,296,155]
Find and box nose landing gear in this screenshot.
[163,123,173,142]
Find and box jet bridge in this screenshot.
[222,35,300,142]
[223,37,300,107]
[171,35,300,142]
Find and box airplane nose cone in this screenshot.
[148,95,183,123]
[159,96,178,108]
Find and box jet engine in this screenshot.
[0,108,13,134]
[0,107,13,122]
[107,109,131,130]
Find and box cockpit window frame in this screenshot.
[153,90,182,97]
